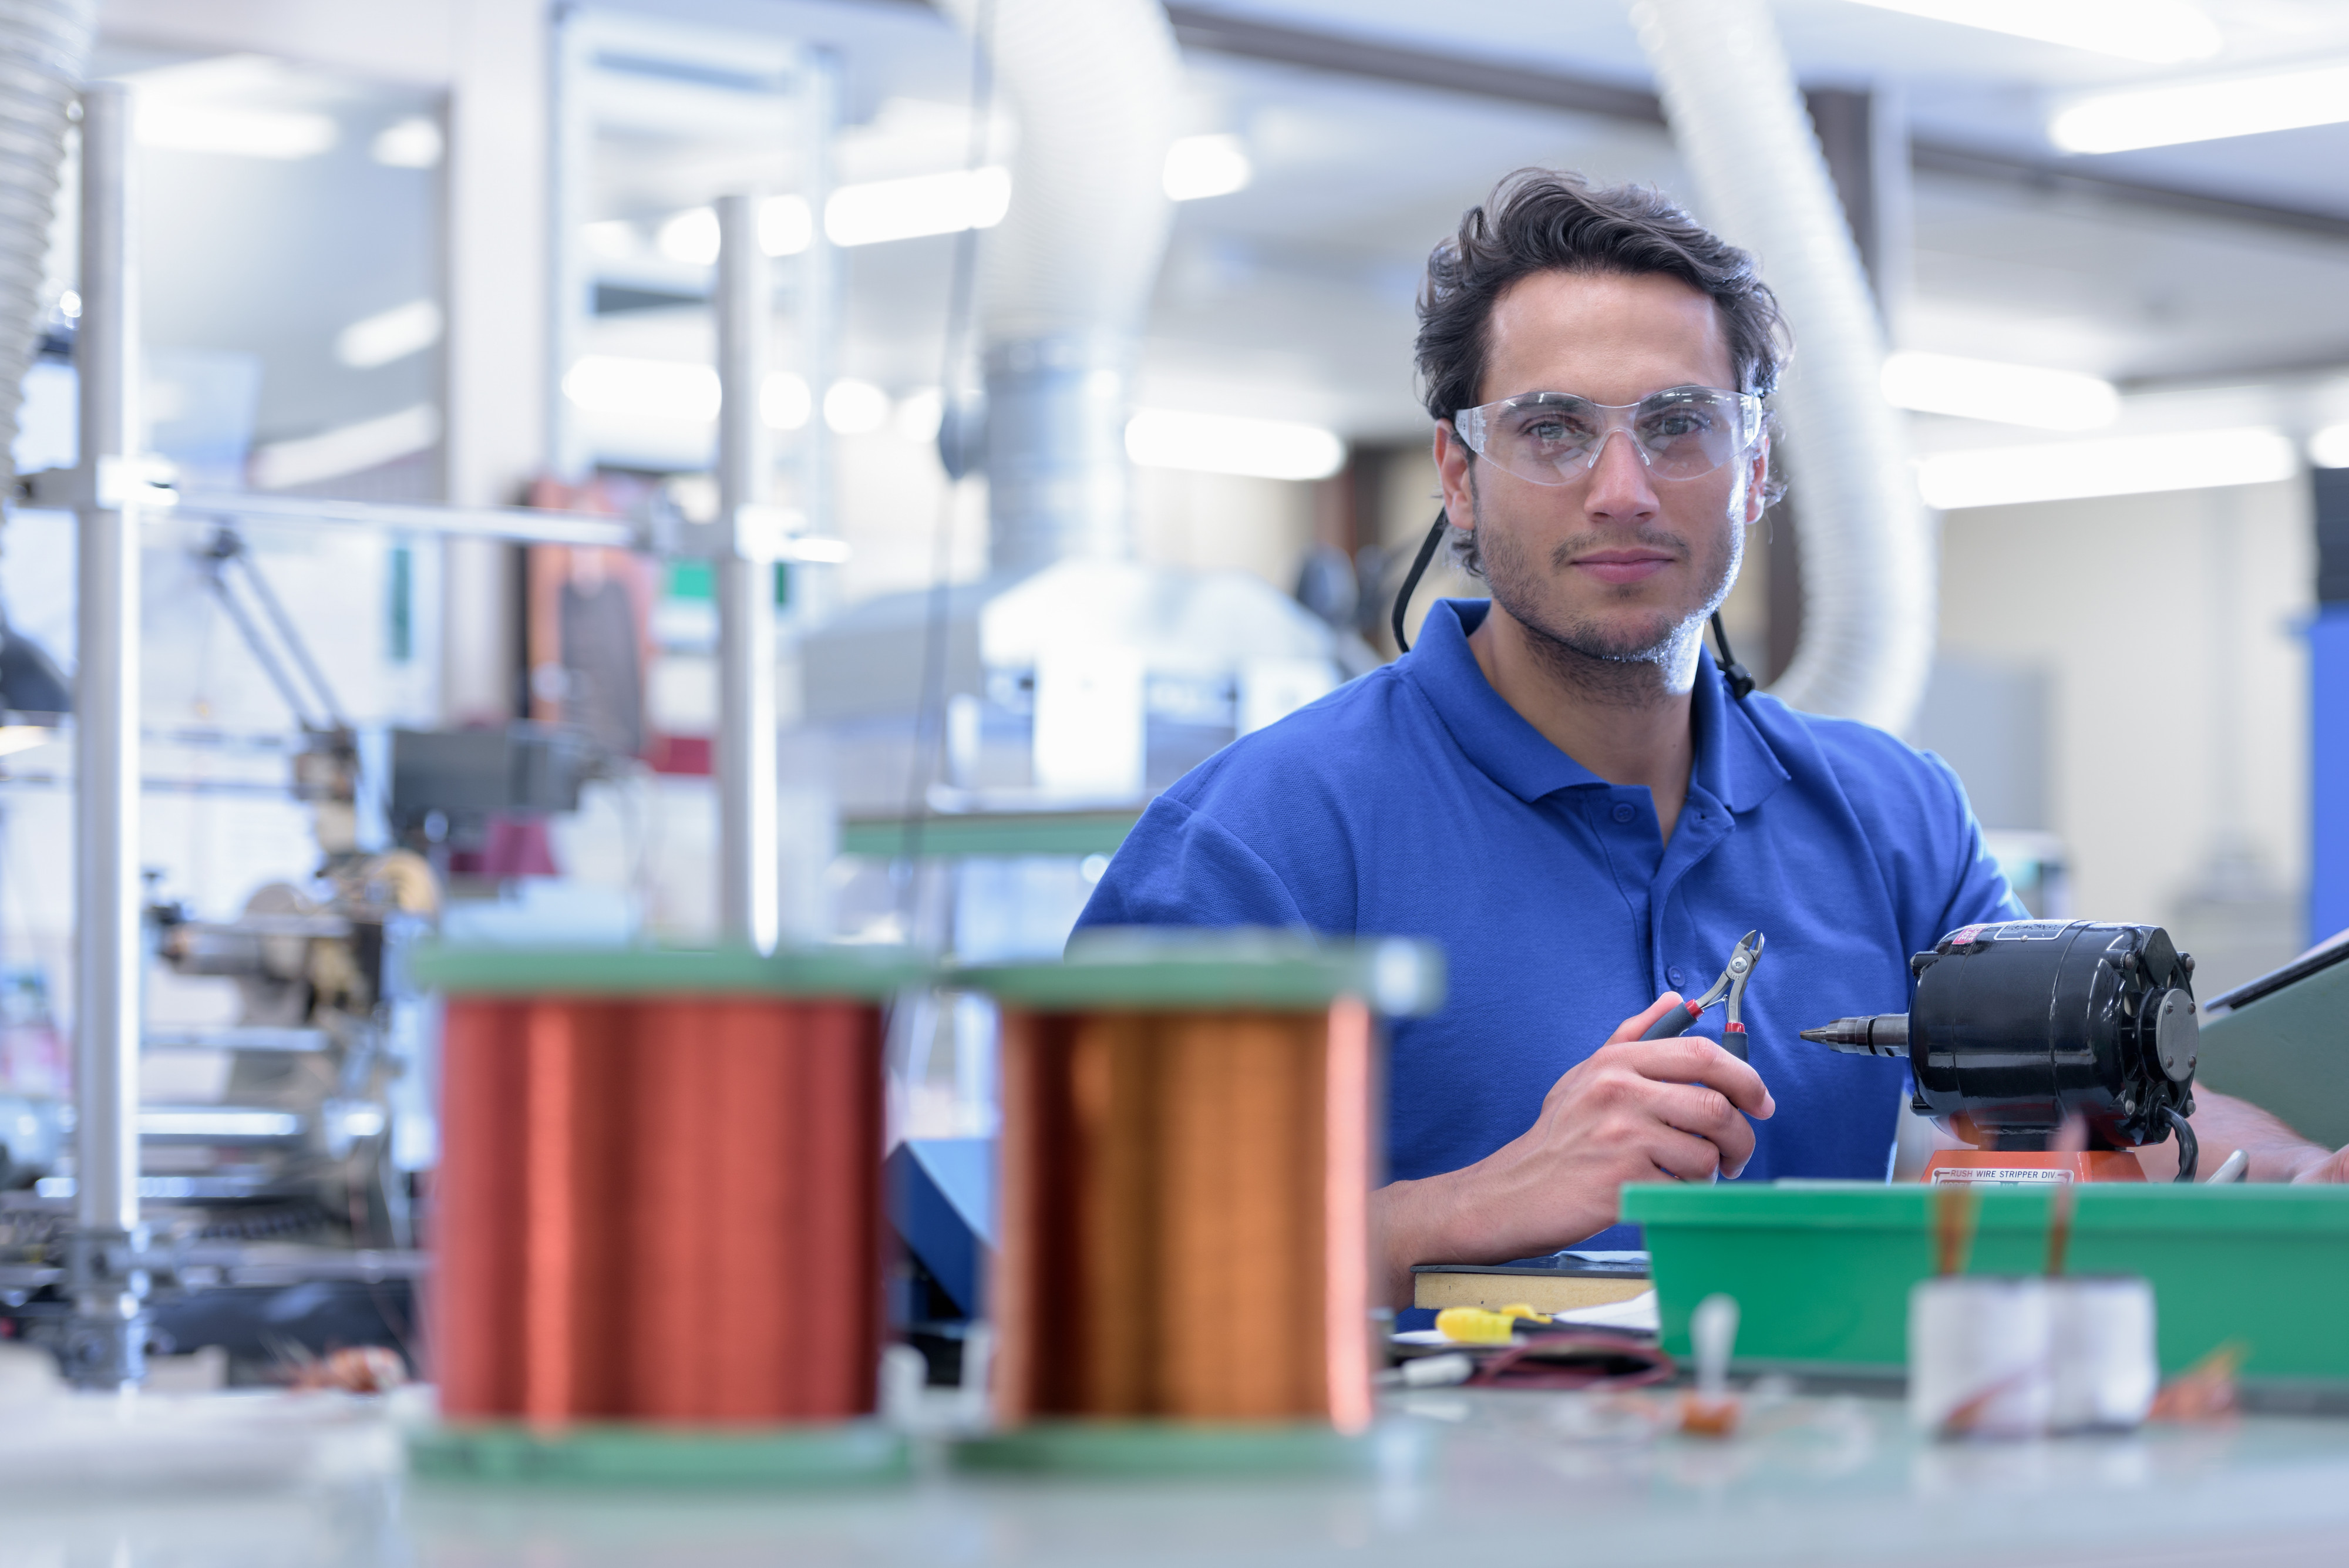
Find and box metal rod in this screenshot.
[793,47,840,631]
[715,191,778,953]
[170,489,642,549]
[69,81,148,1389]
[216,533,350,730]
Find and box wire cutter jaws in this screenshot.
[1638,930,1766,1060]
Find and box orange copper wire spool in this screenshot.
[421,948,917,1427]
[968,937,1441,1434]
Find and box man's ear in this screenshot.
[1433,420,1476,531]
[1742,433,1771,526]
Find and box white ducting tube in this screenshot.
[1631,0,1936,733]
[931,0,1178,574]
[0,0,94,502]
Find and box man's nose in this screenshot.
[1582,427,1659,521]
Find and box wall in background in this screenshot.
[1936,479,2313,992]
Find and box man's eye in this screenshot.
[1518,416,1591,445]
[1645,411,1711,439]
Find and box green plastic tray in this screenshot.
[1623,1182,2349,1381]
[410,942,928,1000]
[409,1420,910,1486]
[950,1421,1416,1478]
[954,930,1445,1015]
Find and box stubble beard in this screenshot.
[1474,488,1742,709]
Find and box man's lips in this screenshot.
[1570,550,1677,586]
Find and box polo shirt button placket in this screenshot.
[1610,802,1636,824]
[1667,966,1686,990]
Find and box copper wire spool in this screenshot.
[432,984,886,1426]
[990,998,1378,1431]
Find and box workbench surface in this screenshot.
[7,1388,2349,1566]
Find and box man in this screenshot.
[1075,171,2348,1307]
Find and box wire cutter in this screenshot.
[1638,930,1765,1061]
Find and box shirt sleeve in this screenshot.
[1921,750,2030,938]
[1072,793,1310,934]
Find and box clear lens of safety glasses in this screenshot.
[1453,387,1763,487]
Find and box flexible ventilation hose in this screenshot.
[930,0,1178,573]
[1630,0,1936,733]
[0,0,93,506]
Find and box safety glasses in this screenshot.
[1452,386,1764,487]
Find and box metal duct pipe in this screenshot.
[1631,0,1936,733]
[931,0,1179,575]
[0,0,93,504]
[70,81,146,1390]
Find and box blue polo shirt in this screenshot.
[1074,598,2021,1250]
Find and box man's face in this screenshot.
[1433,269,1766,669]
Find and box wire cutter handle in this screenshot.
[1636,931,1766,1061]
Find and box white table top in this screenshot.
[5,1387,2348,1566]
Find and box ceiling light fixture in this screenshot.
[826,167,1011,247]
[2050,61,2349,154]
[1881,352,2119,431]
[371,116,442,169]
[1916,426,2295,510]
[823,380,891,435]
[334,299,442,370]
[1126,409,1345,482]
[1843,0,2222,65]
[2308,423,2349,469]
[1163,133,1252,201]
[136,101,339,160]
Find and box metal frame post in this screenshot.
[715,192,778,953]
[792,47,840,630]
[69,81,148,1388]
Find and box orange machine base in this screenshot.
[1922,1149,2147,1185]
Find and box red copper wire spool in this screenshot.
[425,950,906,1427]
[987,997,1382,1432]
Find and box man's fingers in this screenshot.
[1618,1035,1776,1119]
[1647,1127,1724,1184]
[2291,1144,2349,1185]
[1608,992,1685,1045]
[1653,1081,1758,1176]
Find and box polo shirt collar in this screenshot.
[1401,598,1790,813]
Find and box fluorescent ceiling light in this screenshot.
[583,220,638,260]
[762,196,813,256]
[895,388,944,443]
[2310,423,2349,468]
[137,102,338,160]
[566,356,816,432]
[0,725,53,758]
[251,404,442,490]
[1881,352,2118,430]
[335,299,442,370]
[1916,426,2295,511]
[827,167,1011,247]
[762,373,811,430]
[371,116,442,169]
[1126,409,1345,482]
[2051,62,2349,154]
[567,356,721,422]
[657,208,721,265]
[1163,133,1251,201]
[1843,0,2220,64]
[652,173,1010,266]
[824,379,890,435]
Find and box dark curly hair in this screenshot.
[1416,170,1791,576]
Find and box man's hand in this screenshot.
[2136,1089,2347,1184]
[2293,1145,2349,1184]
[1369,992,1776,1307]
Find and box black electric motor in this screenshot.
[1803,920,2200,1160]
